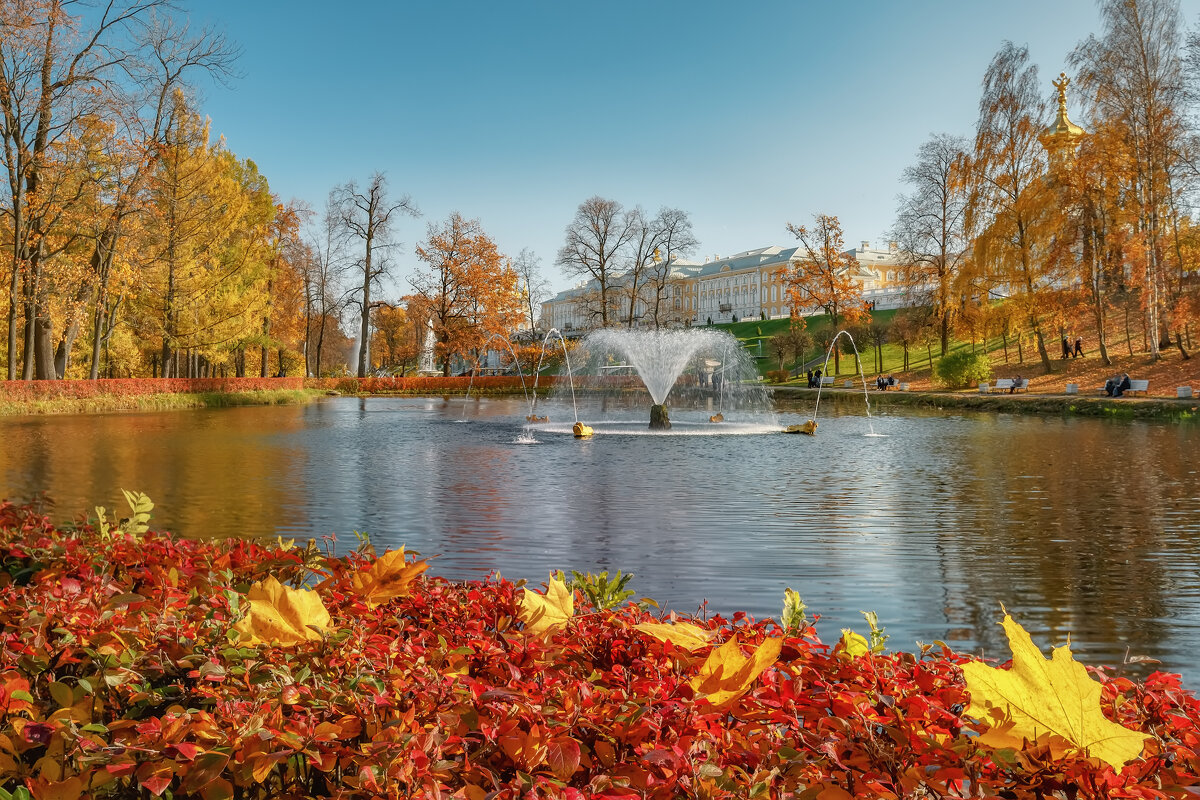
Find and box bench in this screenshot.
[1099,378,1149,396]
[991,379,1028,393]
[820,376,834,387]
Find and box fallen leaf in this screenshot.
[961,612,1151,773]
[231,577,330,646]
[634,620,715,652]
[689,636,782,706]
[518,577,573,637]
[350,547,429,609]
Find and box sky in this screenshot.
[188,0,1124,296]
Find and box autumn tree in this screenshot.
[556,196,638,328]
[1074,0,1190,359]
[0,0,201,380]
[411,213,521,376]
[134,94,274,377]
[782,214,866,373]
[966,42,1061,374]
[892,133,971,356]
[332,172,417,377]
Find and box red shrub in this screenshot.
[0,501,1197,799]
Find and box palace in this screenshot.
[540,241,908,334]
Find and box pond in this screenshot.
[2,394,1198,680]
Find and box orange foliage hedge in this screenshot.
[0,377,304,401]
[2,501,1200,798]
[304,376,559,394]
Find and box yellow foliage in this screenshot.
[350,547,429,609]
[232,576,331,646]
[961,612,1151,773]
[839,629,869,659]
[518,577,574,637]
[689,637,782,707]
[633,621,716,652]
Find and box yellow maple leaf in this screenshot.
[518,577,574,637]
[350,547,429,609]
[634,620,716,652]
[689,636,782,706]
[839,629,869,659]
[232,576,331,646]
[961,612,1151,773]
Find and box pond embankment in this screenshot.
[772,385,1199,421]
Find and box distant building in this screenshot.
[540,241,908,334]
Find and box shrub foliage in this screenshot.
[932,350,993,389]
[0,501,1198,798]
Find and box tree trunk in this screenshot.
[33,313,54,380]
[1175,331,1190,360]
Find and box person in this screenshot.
[1073,337,1083,358]
[876,375,884,391]
[1010,374,1022,394]
[814,368,822,387]
[806,369,813,388]
[888,375,896,388]
[1114,373,1131,397]
[1061,336,1071,359]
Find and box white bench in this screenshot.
[1100,378,1149,396]
[991,379,1028,393]
[820,376,834,387]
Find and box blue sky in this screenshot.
[192,0,1112,295]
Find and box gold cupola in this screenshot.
[1040,73,1086,167]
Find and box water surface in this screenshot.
[2,395,1197,680]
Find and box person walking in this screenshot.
[1073,337,1083,357]
[1061,336,1071,359]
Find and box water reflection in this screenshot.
[1,396,1198,680]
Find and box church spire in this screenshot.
[1041,73,1086,165]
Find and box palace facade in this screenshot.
[540,241,908,334]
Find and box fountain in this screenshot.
[536,328,775,435]
[793,329,877,436]
[460,334,530,421]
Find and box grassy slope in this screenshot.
[714,314,1198,399]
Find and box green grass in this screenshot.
[0,388,321,416]
[708,311,1027,382]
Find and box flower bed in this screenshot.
[304,376,552,394]
[0,377,304,402]
[1,501,1198,799]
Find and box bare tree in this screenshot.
[645,207,698,328]
[332,172,417,377]
[892,133,971,356]
[556,196,637,328]
[512,247,549,333]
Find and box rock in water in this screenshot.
[649,404,671,430]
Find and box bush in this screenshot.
[765,369,791,383]
[933,350,993,389]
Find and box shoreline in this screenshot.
[772,385,1199,420]
[0,388,322,416]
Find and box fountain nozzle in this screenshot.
[572,422,594,438]
[785,420,818,436]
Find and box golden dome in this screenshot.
[1041,73,1085,149]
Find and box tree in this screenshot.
[411,213,521,376]
[782,213,866,373]
[967,42,1060,374]
[301,193,349,376]
[0,0,196,380]
[644,207,698,328]
[1075,0,1189,360]
[892,133,971,356]
[556,196,637,329]
[332,172,417,377]
[512,247,549,333]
